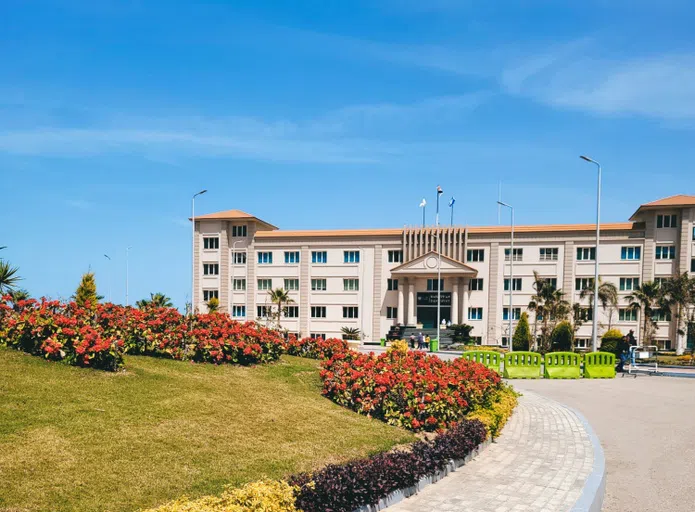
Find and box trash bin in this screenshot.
[380,338,386,347]
[430,339,439,352]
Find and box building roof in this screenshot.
[467,222,636,234]
[192,209,278,230]
[629,194,695,220]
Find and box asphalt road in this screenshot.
[513,377,695,512]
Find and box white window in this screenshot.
[470,278,483,291]
[504,278,522,291]
[284,306,299,318]
[312,251,327,264]
[575,338,589,349]
[621,246,641,260]
[231,305,246,317]
[232,251,247,265]
[692,258,695,272]
[284,278,299,291]
[387,278,398,291]
[232,225,247,237]
[426,279,444,291]
[203,237,219,250]
[203,289,219,301]
[343,278,359,291]
[504,248,523,261]
[343,306,359,318]
[344,251,360,263]
[655,246,676,260]
[578,308,593,321]
[203,263,219,275]
[257,252,273,264]
[541,277,558,290]
[656,214,677,228]
[386,306,398,319]
[232,278,246,291]
[310,333,326,339]
[257,279,272,290]
[501,337,509,347]
[577,247,596,261]
[575,277,594,291]
[652,310,672,322]
[257,305,272,318]
[503,307,521,320]
[311,278,327,291]
[284,251,300,264]
[311,306,327,318]
[468,307,483,320]
[388,250,403,263]
[620,277,640,291]
[539,248,559,261]
[618,309,637,322]
[467,249,484,262]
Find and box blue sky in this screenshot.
[2,0,694,308]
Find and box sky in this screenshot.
[2,0,694,309]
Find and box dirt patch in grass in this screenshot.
[0,348,414,512]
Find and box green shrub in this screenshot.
[450,323,474,344]
[550,321,573,352]
[467,385,518,439]
[512,312,531,351]
[600,328,628,357]
[143,480,299,512]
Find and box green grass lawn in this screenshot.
[0,348,414,512]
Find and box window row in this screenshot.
[252,278,361,292]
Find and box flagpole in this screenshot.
[450,201,454,226]
[422,205,426,228]
[436,186,443,350]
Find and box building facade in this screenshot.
[193,195,695,352]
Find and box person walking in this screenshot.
[417,332,425,350]
[409,334,416,349]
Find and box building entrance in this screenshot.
[417,306,452,328]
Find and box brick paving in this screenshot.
[389,391,594,512]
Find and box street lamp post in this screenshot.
[126,246,132,306]
[580,155,602,352]
[104,254,111,303]
[191,189,208,315]
[436,186,443,348]
[498,201,514,352]
[230,240,244,316]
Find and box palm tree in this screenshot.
[571,302,585,335]
[579,277,619,331]
[136,292,173,309]
[268,288,293,329]
[340,327,361,340]
[625,281,663,346]
[660,273,695,354]
[0,260,21,294]
[7,289,30,311]
[528,271,570,352]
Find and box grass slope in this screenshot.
[0,348,414,512]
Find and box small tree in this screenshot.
[137,292,173,309]
[550,321,574,352]
[74,272,101,307]
[512,312,531,351]
[207,297,220,313]
[340,326,361,340]
[0,259,22,294]
[268,288,293,329]
[600,328,628,357]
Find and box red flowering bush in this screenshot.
[320,349,502,432]
[285,336,349,360]
[0,297,123,371]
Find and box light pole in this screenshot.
[125,246,132,306]
[104,254,111,303]
[230,239,244,315]
[498,201,514,352]
[449,197,456,226]
[419,198,427,228]
[436,186,443,348]
[580,155,602,352]
[191,189,208,315]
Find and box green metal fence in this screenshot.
[583,351,616,378]
[461,351,501,373]
[543,351,581,379]
[503,351,542,379]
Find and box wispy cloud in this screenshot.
[65,199,94,210]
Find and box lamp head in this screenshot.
[580,155,594,163]
[497,200,512,208]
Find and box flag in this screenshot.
[448,197,455,208]
[419,198,427,208]
[437,185,443,195]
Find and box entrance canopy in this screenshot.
[390,251,478,278]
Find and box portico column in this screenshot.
[461,278,469,323]
[397,280,405,324]
[451,277,459,324]
[407,280,416,325]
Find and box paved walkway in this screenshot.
[389,391,596,512]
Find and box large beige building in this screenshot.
[193,195,695,353]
